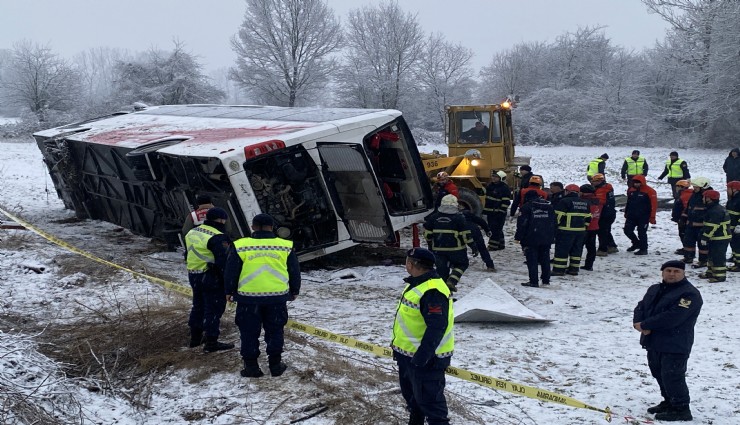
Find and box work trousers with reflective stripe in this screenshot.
[597,211,617,252]
[434,250,468,286]
[624,219,649,251]
[732,233,740,263]
[553,230,585,270]
[396,354,450,425]
[188,273,227,338]
[707,239,730,280]
[486,212,507,250]
[235,302,288,360]
[682,226,708,262]
[647,350,691,407]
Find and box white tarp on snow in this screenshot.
[454,278,553,323]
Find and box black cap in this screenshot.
[195,194,212,206]
[524,190,541,201]
[407,247,436,267]
[205,207,228,221]
[670,151,679,157]
[632,150,640,155]
[520,165,532,172]
[600,153,609,159]
[661,260,686,271]
[252,213,274,227]
[579,184,596,193]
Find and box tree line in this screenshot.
[0,0,737,148]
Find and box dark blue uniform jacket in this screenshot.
[200,220,232,288]
[515,198,555,246]
[633,278,703,355]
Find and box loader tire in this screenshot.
[458,187,483,216]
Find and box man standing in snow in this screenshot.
[483,170,511,251]
[723,148,740,182]
[586,153,609,181]
[624,176,657,256]
[424,194,471,292]
[392,247,453,425]
[658,151,690,199]
[182,194,215,238]
[515,190,556,287]
[621,150,648,183]
[633,260,702,422]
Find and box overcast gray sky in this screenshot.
[0,0,669,71]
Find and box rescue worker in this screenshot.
[548,182,565,206]
[593,174,618,255]
[510,165,533,216]
[633,260,702,422]
[184,207,235,352]
[391,247,454,425]
[224,213,301,378]
[433,172,458,209]
[182,194,215,237]
[723,148,740,182]
[513,175,548,217]
[681,177,711,268]
[579,184,602,271]
[726,181,740,271]
[424,195,471,292]
[699,190,731,282]
[624,175,658,256]
[552,184,591,276]
[658,151,690,199]
[483,170,511,251]
[586,153,609,181]
[461,210,496,271]
[671,180,693,255]
[621,150,648,183]
[515,190,556,287]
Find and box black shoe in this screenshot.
[681,256,694,264]
[708,277,726,283]
[565,267,579,276]
[607,246,619,254]
[691,261,707,269]
[521,282,539,287]
[188,329,203,348]
[595,250,608,257]
[647,400,671,414]
[634,250,648,256]
[728,265,740,272]
[486,265,497,272]
[551,270,565,276]
[268,355,288,377]
[240,359,264,378]
[203,337,235,353]
[675,248,687,255]
[541,281,550,286]
[654,405,692,421]
[626,245,639,252]
[581,265,593,271]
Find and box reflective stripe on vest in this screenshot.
[234,237,292,297]
[587,159,603,176]
[624,157,646,176]
[555,211,591,231]
[665,159,685,178]
[704,220,732,241]
[185,225,222,271]
[391,278,454,358]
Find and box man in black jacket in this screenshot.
[515,190,556,287]
[424,194,472,292]
[633,260,702,422]
[723,148,740,182]
[484,170,512,251]
[552,184,591,276]
[461,210,496,271]
[699,190,731,282]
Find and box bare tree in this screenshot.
[0,40,81,122]
[338,1,425,109]
[230,0,342,107]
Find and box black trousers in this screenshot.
[624,219,648,250]
[524,244,551,285]
[597,212,617,252]
[668,177,681,199]
[584,230,598,268]
[682,226,708,262]
[647,350,690,406]
[486,212,506,250]
[434,250,469,285]
[731,233,740,263]
[470,227,494,268]
[553,230,586,271]
[235,302,288,360]
[188,273,226,338]
[396,354,450,425]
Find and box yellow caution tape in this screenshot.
[0,206,612,421]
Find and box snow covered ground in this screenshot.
[1,138,738,424]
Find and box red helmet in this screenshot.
[565,184,580,192]
[728,181,740,191]
[703,190,720,201]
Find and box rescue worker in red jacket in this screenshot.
[513,175,548,216]
[592,174,618,256]
[552,184,591,276]
[671,180,693,255]
[580,184,602,271]
[699,190,731,282]
[433,172,459,209]
[726,181,740,272]
[624,175,658,255]
[681,177,711,267]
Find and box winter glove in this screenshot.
[734,226,740,234]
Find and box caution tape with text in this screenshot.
[1,207,612,422]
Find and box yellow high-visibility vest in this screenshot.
[391,278,454,358]
[665,159,686,178]
[624,156,646,176]
[587,159,604,177]
[185,224,222,271]
[234,237,292,297]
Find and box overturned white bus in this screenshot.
[34,105,434,261]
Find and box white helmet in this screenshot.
[440,194,458,207]
[495,170,507,179]
[691,177,711,189]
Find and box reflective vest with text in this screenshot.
[234,237,292,296]
[391,278,454,358]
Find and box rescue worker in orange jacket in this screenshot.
[592,174,618,255]
[624,175,657,256]
[580,184,602,271]
[433,172,459,209]
[671,180,693,255]
[681,177,711,267]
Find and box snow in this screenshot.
[1,138,739,424]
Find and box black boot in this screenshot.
[268,354,288,377]
[203,336,235,353]
[654,405,692,421]
[240,358,264,378]
[188,328,203,348]
[647,400,671,414]
[408,410,424,425]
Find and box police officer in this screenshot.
[621,150,648,183]
[586,153,609,181]
[483,170,511,251]
[726,181,740,271]
[391,248,454,425]
[633,260,702,422]
[224,213,301,378]
[184,207,235,352]
[515,190,556,287]
[658,151,690,199]
[552,184,591,276]
[699,190,731,282]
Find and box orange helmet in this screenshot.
[591,173,605,182]
[676,180,691,189]
[529,175,543,185]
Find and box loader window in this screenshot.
[454,111,502,144]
